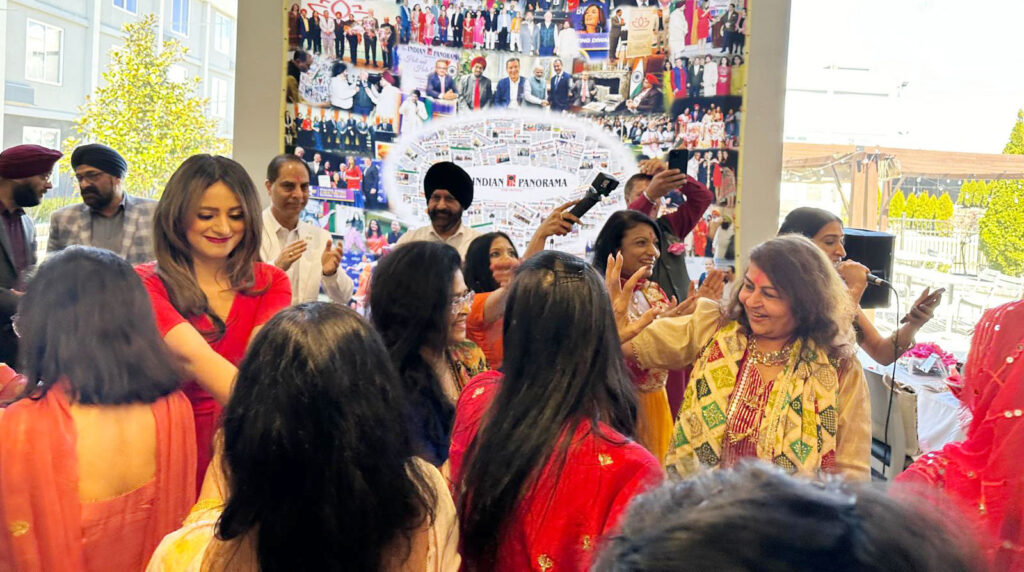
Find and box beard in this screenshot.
[428,204,462,233]
[12,182,41,208]
[80,185,114,211]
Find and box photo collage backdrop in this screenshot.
[284,0,749,302]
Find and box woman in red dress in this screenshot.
[344,156,363,190]
[450,251,663,571]
[896,299,1024,569]
[138,155,291,492]
[716,57,731,96]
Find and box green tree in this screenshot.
[888,189,906,219]
[957,180,973,206]
[904,193,919,220]
[1003,109,1024,155]
[59,15,229,198]
[937,192,954,221]
[979,179,1024,276]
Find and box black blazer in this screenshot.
[0,212,35,364]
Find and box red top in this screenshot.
[450,371,664,571]
[628,176,713,243]
[136,261,291,489]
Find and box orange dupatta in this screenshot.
[0,386,196,571]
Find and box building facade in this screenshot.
[1,0,237,196]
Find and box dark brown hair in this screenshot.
[152,154,264,339]
[723,234,856,359]
[595,462,981,572]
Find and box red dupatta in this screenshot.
[0,385,196,571]
[898,300,1024,568]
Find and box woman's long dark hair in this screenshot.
[458,251,637,566]
[152,154,264,340]
[368,241,462,466]
[217,302,436,571]
[14,246,181,404]
[464,231,518,293]
[591,210,663,274]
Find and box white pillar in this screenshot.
[0,0,7,145]
[735,0,791,264]
[232,0,285,195]
[90,0,103,94]
[202,0,212,99]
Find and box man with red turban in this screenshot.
[458,55,493,110]
[0,143,62,363]
[625,72,664,114]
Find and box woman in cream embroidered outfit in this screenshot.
[147,303,459,571]
[623,235,871,480]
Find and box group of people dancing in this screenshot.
[0,141,1019,571]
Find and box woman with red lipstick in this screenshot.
[779,207,942,366]
[137,155,291,491]
[622,235,871,480]
[592,211,722,465]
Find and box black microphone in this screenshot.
[866,273,890,287]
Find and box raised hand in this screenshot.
[605,253,656,343]
[274,238,308,271]
[321,240,344,276]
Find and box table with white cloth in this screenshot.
[859,350,970,462]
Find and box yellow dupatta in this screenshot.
[632,299,843,477]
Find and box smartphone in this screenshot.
[668,148,689,172]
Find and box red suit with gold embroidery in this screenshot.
[450,372,663,571]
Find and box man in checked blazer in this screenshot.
[47,144,157,265]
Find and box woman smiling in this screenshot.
[138,155,291,491]
[622,235,871,480]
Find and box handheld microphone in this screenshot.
[866,273,890,287]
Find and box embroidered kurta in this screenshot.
[449,372,663,571]
[631,298,871,480]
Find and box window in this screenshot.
[213,12,232,54]
[22,126,61,149]
[113,0,137,14]
[25,20,63,85]
[171,0,190,36]
[22,127,61,192]
[210,77,228,119]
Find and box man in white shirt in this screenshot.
[261,154,353,305]
[395,161,479,258]
[493,58,525,108]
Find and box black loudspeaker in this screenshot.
[843,228,895,309]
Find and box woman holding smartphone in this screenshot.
[779,207,942,366]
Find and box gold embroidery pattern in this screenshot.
[472,387,486,398]
[598,454,613,466]
[538,554,554,570]
[582,535,593,551]
[9,520,29,537]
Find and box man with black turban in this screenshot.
[0,143,62,363]
[47,143,158,264]
[395,161,479,259]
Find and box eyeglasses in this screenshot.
[450,290,474,315]
[74,171,106,184]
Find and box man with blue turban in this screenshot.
[47,143,158,264]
